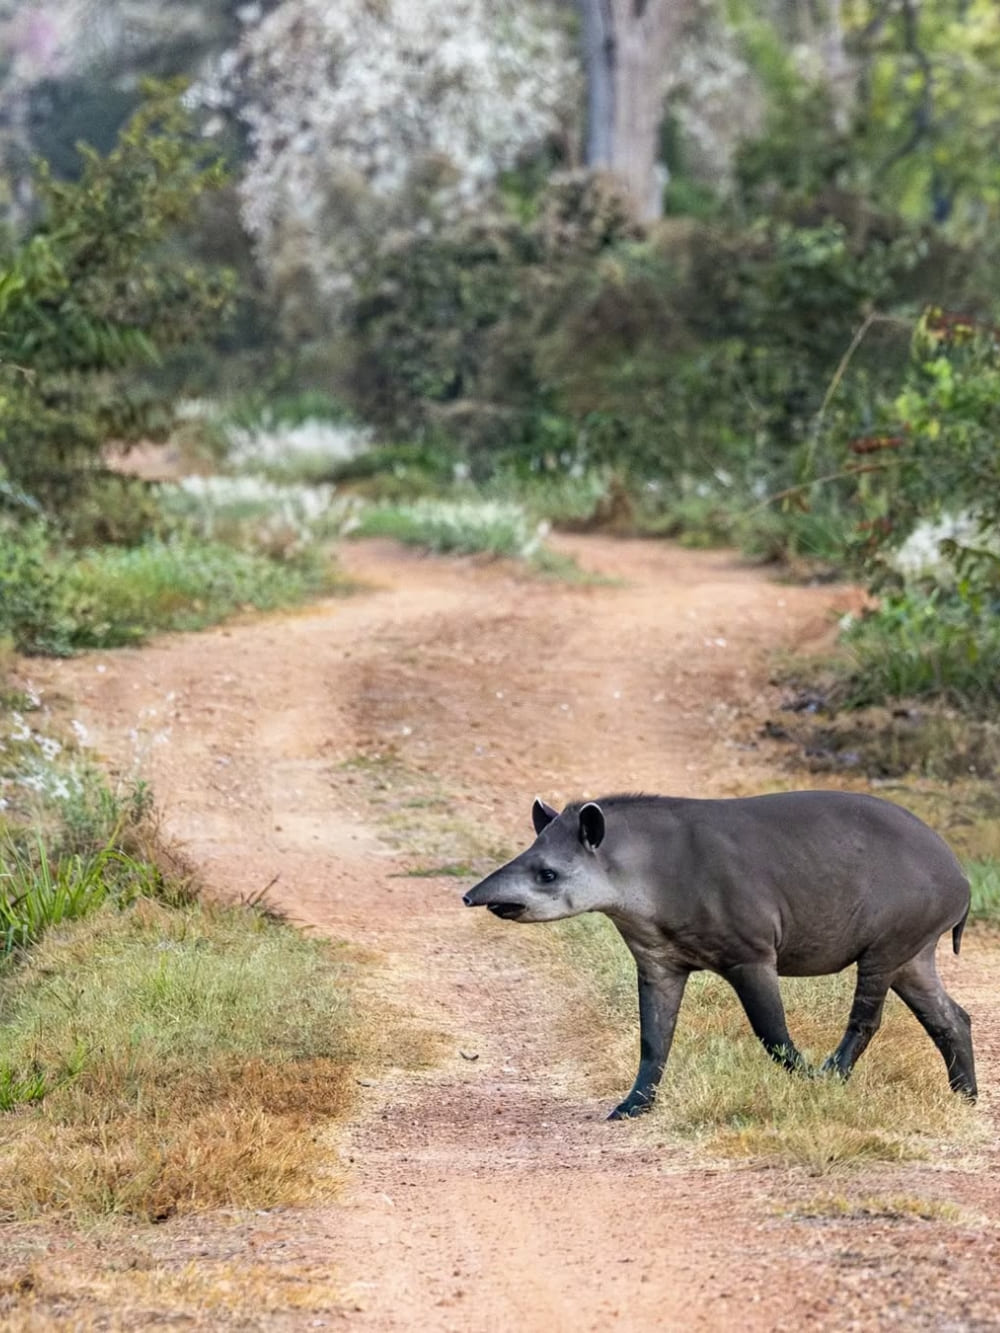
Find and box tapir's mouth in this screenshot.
[487,902,525,920]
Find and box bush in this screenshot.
[0,82,235,528]
[839,591,1000,711]
[854,313,1000,596]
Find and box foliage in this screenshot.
[856,312,1000,593]
[846,0,1000,230]
[228,0,579,330]
[0,523,339,656]
[838,591,1000,712]
[0,82,235,525]
[156,475,351,558]
[0,838,157,959]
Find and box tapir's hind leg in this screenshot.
[723,961,809,1073]
[890,945,977,1099]
[821,965,892,1079]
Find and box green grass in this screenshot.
[0,838,159,959]
[545,914,980,1169]
[10,535,342,656]
[0,897,362,1220]
[351,496,549,560]
[839,593,1000,712]
[968,858,1000,923]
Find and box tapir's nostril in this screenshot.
[462,893,473,906]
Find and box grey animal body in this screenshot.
[463,791,977,1119]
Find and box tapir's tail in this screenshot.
[953,905,969,955]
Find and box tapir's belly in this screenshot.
[771,900,943,977]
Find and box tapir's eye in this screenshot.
[537,867,559,884]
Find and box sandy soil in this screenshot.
[7,534,1000,1331]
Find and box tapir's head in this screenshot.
[462,798,613,923]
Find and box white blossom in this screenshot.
[889,512,1000,585]
[209,0,579,306]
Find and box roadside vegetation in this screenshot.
[0,679,365,1224]
[0,897,359,1220]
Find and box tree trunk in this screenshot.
[577,0,681,222]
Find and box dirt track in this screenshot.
[17,535,1000,1329]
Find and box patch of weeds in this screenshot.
[838,592,1000,714]
[486,468,617,529]
[785,1193,966,1224]
[0,898,363,1221]
[0,838,159,960]
[0,1064,49,1111]
[156,475,362,561]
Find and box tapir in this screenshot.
[462,791,977,1119]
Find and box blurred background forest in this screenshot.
[2,0,1000,717]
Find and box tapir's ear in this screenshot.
[532,798,560,835]
[579,802,605,852]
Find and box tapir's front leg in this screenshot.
[609,964,689,1120]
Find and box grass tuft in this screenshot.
[785,1192,966,1223]
[350,497,550,561]
[0,838,159,960]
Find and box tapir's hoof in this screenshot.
[607,1098,652,1121]
[818,1057,848,1081]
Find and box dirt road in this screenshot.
[21,536,1000,1329]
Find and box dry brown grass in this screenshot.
[0,899,364,1222]
[784,1192,968,1223]
[2,1255,345,1330]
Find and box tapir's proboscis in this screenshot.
[463,791,977,1120]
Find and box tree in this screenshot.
[577,0,689,221]
[0,83,235,527]
[227,0,580,329]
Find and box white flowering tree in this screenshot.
[231,0,580,327]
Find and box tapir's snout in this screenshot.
[462,869,527,920]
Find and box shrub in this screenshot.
[854,312,1000,599]
[0,82,235,528]
[840,591,1000,711]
